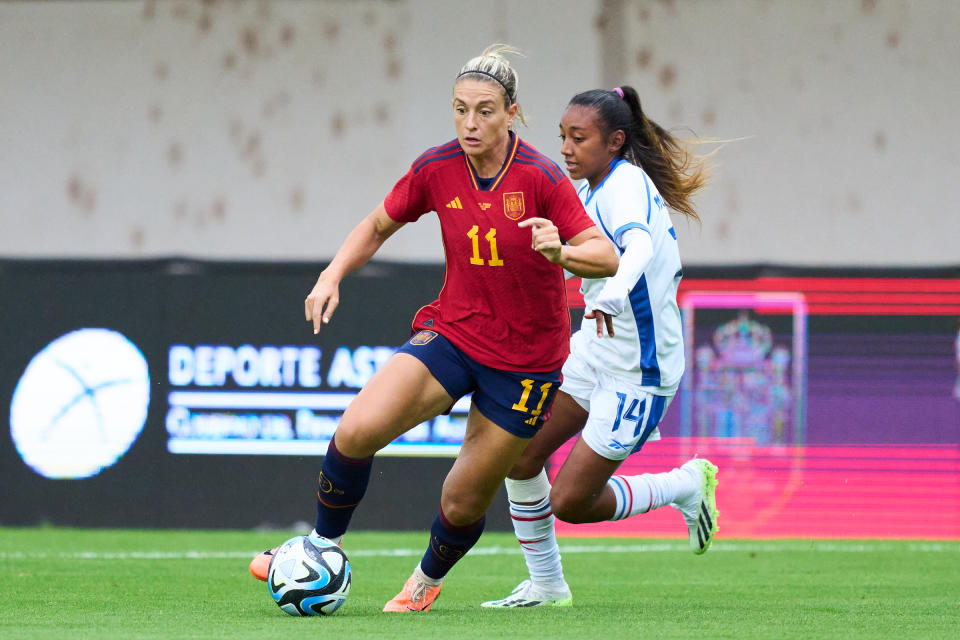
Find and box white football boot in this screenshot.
[670,458,719,554]
[481,579,572,608]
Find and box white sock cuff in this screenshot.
[309,530,343,547]
[505,469,551,503]
[415,563,443,586]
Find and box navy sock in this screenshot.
[419,508,486,580]
[314,436,373,539]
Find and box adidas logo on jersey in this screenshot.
[445,196,463,209]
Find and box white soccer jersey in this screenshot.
[571,158,685,393]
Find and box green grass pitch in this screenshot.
[1,527,957,639]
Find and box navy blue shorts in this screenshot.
[396,330,562,439]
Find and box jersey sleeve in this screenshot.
[383,165,432,223]
[547,177,596,242]
[605,170,656,250]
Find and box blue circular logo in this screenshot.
[9,329,150,479]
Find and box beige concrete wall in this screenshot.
[612,0,960,266]
[1,0,957,266]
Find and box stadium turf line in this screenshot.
[0,527,957,640]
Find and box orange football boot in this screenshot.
[248,547,277,582]
[382,570,442,612]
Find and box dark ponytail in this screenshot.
[568,86,707,221]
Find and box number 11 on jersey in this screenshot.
[467,225,504,266]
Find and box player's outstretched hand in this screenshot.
[584,308,615,338]
[593,281,628,317]
[518,217,563,264]
[305,274,340,334]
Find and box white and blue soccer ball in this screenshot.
[267,535,352,616]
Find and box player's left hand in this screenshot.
[518,217,563,264]
[584,308,615,338]
[593,280,629,317]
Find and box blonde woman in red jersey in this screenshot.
[248,45,618,613]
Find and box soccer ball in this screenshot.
[267,535,352,616]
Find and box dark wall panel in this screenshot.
[1,260,957,535]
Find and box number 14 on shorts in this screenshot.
[612,391,647,438]
[586,388,665,458]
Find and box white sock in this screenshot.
[505,469,566,588]
[414,563,443,587]
[608,467,695,520]
[309,529,343,547]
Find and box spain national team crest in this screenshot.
[503,192,525,220]
[410,330,438,345]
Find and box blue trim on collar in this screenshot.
[583,158,628,207]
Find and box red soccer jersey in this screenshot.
[384,133,596,371]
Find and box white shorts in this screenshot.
[560,346,673,461]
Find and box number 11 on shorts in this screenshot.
[512,379,552,416]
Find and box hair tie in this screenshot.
[612,87,625,98]
[457,69,513,101]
